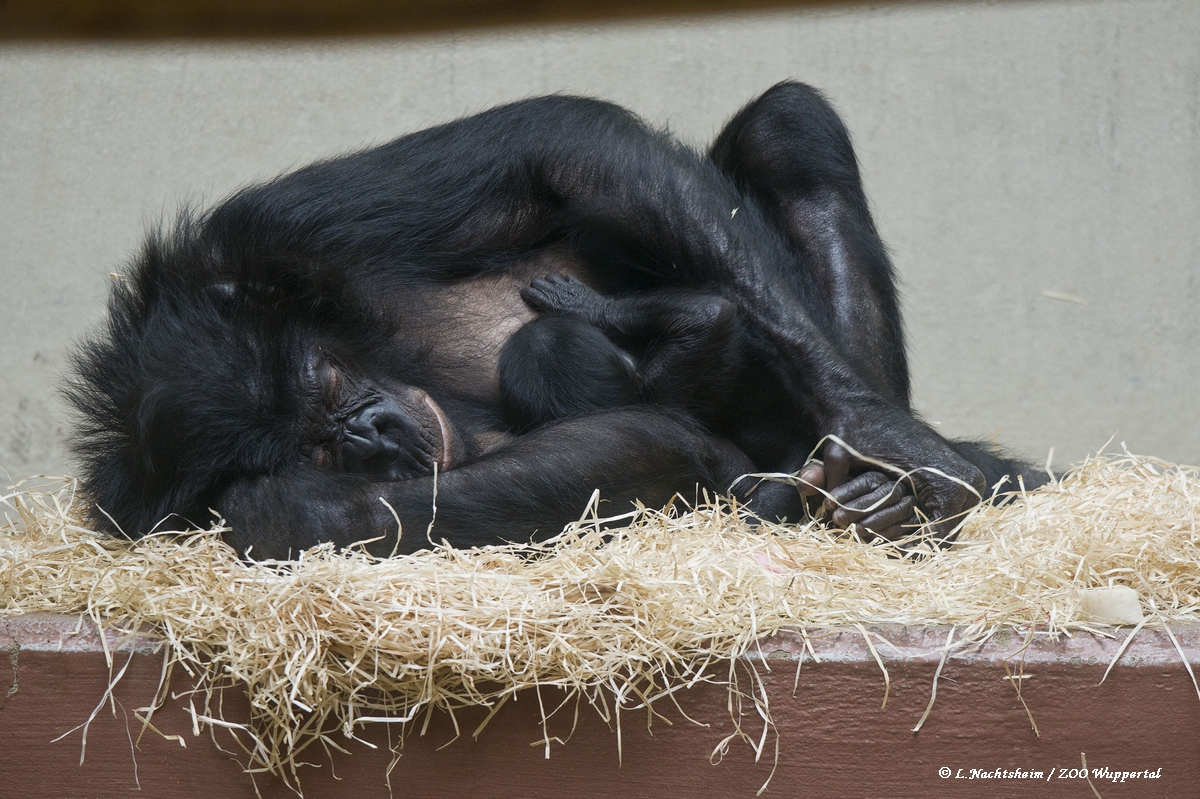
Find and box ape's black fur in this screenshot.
[67,82,1044,557]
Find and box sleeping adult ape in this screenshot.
[67,81,1045,559]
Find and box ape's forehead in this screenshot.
[67,240,324,535]
[135,301,307,458]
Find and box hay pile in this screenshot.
[2,452,1198,781]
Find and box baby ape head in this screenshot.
[66,222,458,537]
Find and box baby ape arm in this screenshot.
[217,408,752,559]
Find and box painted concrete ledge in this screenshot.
[1,613,1197,798]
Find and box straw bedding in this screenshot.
[1,452,1198,782]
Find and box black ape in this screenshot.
[67,82,1043,558]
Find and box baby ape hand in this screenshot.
[521,274,608,322]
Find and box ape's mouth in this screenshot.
[417,390,457,473]
[381,385,464,478]
[318,382,463,481]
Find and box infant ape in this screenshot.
[500,275,742,431]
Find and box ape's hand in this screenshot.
[804,436,983,544]
[796,446,915,540]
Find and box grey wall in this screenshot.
[1,0,1197,479]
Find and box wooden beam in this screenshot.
[0,0,856,41]
[3,614,1197,798]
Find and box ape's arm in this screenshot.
[217,408,752,559]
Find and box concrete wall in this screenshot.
[1,0,1197,478]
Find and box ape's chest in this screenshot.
[389,252,595,406]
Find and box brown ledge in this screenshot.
[3,0,870,41]
[1,613,1197,798]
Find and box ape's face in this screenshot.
[302,348,461,481]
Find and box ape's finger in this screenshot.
[862,517,917,542]
[822,441,852,492]
[831,481,904,526]
[796,460,825,496]
[826,471,893,509]
[856,496,916,538]
[518,285,547,310]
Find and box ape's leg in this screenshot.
[710,81,908,407]
[710,82,1044,534]
[541,97,983,536]
[707,83,920,531]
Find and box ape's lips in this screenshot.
[420,391,456,472]
[390,385,461,475]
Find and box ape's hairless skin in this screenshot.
[67,82,1045,558]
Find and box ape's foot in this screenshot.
[520,274,606,320]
